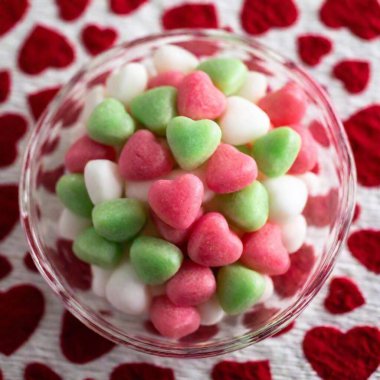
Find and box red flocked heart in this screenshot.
[308,120,330,147]
[272,244,316,298]
[241,0,298,35]
[110,363,175,380]
[162,3,219,30]
[297,34,332,67]
[0,184,19,241]
[303,188,338,227]
[81,24,118,56]
[18,25,75,75]
[0,70,11,103]
[0,113,28,168]
[353,203,361,223]
[51,239,92,290]
[109,0,148,14]
[56,0,90,21]
[243,306,279,330]
[332,60,370,94]
[212,360,272,380]
[0,285,45,355]
[0,254,12,280]
[320,0,380,40]
[272,321,295,337]
[180,324,219,343]
[348,229,380,274]
[27,86,61,121]
[60,310,115,364]
[303,326,380,380]
[24,252,38,273]
[37,165,65,194]
[24,362,62,380]
[324,277,365,314]
[344,105,380,187]
[0,0,29,37]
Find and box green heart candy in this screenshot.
[130,86,177,135]
[251,127,301,177]
[167,116,221,170]
[197,57,248,95]
[92,198,147,242]
[218,181,268,232]
[87,98,135,146]
[73,227,124,269]
[56,174,93,218]
[130,236,183,285]
[217,263,266,315]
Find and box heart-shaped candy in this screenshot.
[197,57,248,95]
[188,212,243,267]
[252,127,301,177]
[206,144,257,193]
[258,82,307,126]
[130,86,177,135]
[148,174,203,229]
[241,223,290,275]
[218,181,269,232]
[167,116,221,170]
[119,130,174,180]
[177,71,226,120]
[219,96,270,145]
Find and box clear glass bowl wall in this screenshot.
[20,30,356,358]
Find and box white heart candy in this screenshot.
[125,179,156,202]
[263,175,308,223]
[197,295,225,326]
[153,44,198,74]
[219,96,270,145]
[106,63,148,105]
[106,261,150,315]
[258,275,274,303]
[296,172,321,196]
[236,71,268,103]
[91,265,112,298]
[84,160,123,205]
[58,208,91,240]
[279,214,307,254]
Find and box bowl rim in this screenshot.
[19,28,357,358]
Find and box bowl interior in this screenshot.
[20,30,356,358]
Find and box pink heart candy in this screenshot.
[188,212,243,267]
[206,144,258,193]
[151,208,203,245]
[258,82,307,127]
[148,174,203,229]
[148,70,185,89]
[119,130,174,180]
[288,124,318,174]
[177,71,226,120]
[241,223,290,275]
[64,135,116,173]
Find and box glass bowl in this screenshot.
[19,29,356,358]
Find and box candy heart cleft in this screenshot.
[197,58,248,95]
[130,86,177,135]
[217,263,265,315]
[92,198,147,242]
[167,116,221,170]
[218,181,269,232]
[251,127,301,177]
[73,227,124,269]
[87,98,135,146]
[130,236,183,285]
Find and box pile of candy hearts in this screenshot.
[56,44,318,339]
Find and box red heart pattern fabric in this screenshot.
[1,1,380,379]
[0,285,44,356]
[324,277,365,314]
[303,326,380,380]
